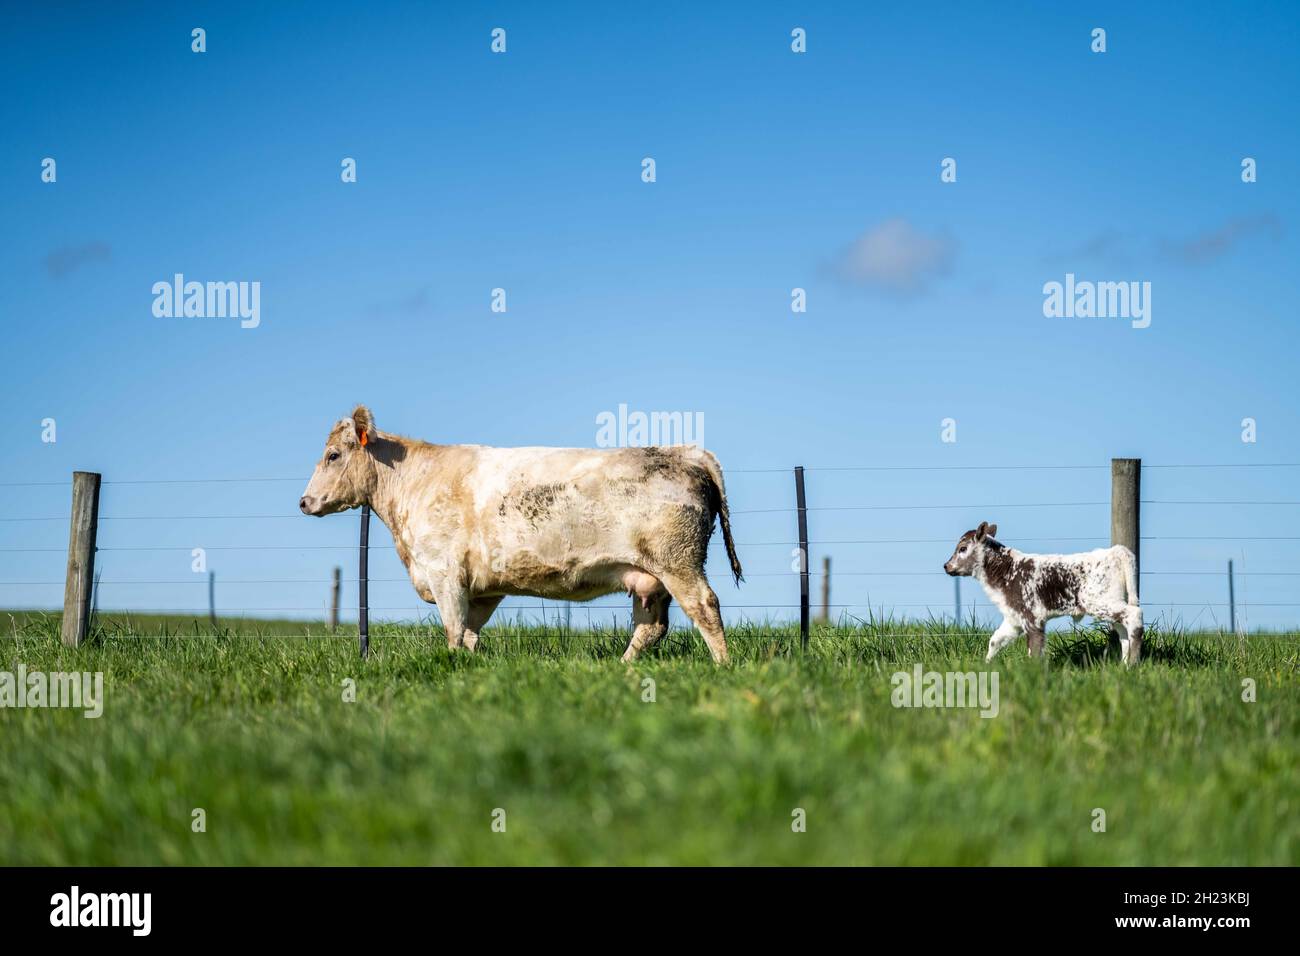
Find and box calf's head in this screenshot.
[944,521,998,576]
[299,405,379,516]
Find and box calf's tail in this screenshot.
[697,449,744,585]
[1119,545,1139,604]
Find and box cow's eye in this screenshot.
[328,452,341,463]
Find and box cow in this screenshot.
[943,522,1143,665]
[299,406,743,663]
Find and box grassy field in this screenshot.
[1,610,1296,865]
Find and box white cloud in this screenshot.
[832,218,955,295]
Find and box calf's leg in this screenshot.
[1119,604,1143,665]
[1026,623,1047,658]
[1094,599,1139,665]
[621,592,671,663]
[985,619,1021,662]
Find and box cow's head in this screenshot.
[944,521,998,576]
[299,405,379,516]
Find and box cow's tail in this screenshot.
[697,449,744,585]
[1118,545,1139,604]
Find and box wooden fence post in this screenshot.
[1110,458,1141,591]
[794,466,809,650]
[1110,458,1140,657]
[359,506,370,659]
[61,471,101,647]
[330,566,341,632]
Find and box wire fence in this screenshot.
[2,458,1298,637]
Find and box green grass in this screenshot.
[1,610,1297,865]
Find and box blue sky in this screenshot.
[2,1,1298,630]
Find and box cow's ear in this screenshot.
[985,523,998,539]
[976,521,988,539]
[351,405,375,447]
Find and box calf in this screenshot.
[943,522,1143,664]
[299,406,743,663]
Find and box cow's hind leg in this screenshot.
[621,592,671,663]
[463,596,503,652]
[658,572,729,664]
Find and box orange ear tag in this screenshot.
[360,430,369,447]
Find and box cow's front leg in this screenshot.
[985,619,1021,662]
[433,583,471,649]
[462,596,503,652]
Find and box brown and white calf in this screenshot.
[299,406,743,663]
[943,522,1143,664]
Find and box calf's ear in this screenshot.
[976,521,988,539]
[351,405,376,447]
[985,523,998,539]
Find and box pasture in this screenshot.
[1,611,1296,866]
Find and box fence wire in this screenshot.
[2,460,1297,633]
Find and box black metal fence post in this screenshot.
[330,566,341,632]
[1228,559,1236,634]
[359,505,370,659]
[794,465,809,651]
